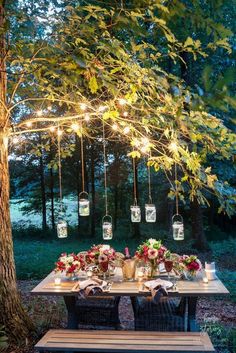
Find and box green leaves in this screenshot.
[89,76,98,94]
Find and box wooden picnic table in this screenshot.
[31,270,229,331]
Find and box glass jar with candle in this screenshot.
[102,215,113,240]
[130,205,141,223]
[145,204,156,223]
[122,258,137,281]
[172,214,184,241]
[57,217,68,238]
[79,192,90,216]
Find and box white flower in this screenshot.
[148,248,158,260]
[67,256,74,263]
[148,238,157,248]
[100,245,110,253]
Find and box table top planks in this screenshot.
[31,270,229,298]
[35,329,215,352]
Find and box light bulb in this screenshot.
[57,129,63,136]
[133,138,140,147]
[80,103,87,111]
[118,98,127,106]
[123,111,128,117]
[141,145,149,153]
[112,123,118,131]
[26,121,32,127]
[169,141,178,152]
[36,110,43,117]
[84,113,90,121]
[141,137,149,145]
[98,105,107,112]
[12,136,19,144]
[48,105,52,111]
[123,126,130,134]
[49,126,55,132]
[71,123,79,131]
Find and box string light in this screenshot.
[123,111,128,117]
[48,105,52,111]
[71,123,79,131]
[98,105,107,112]
[141,145,149,154]
[57,129,63,136]
[112,123,118,131]
[49,126,55,132]
[169,141,178,152]
[141,137,149,145]
[12,136,20,144]
[123,126,130,134]
[80,103,87,111]
[36,110,43,117]
[133,138,141,147]
[84,113,90,121]
[26,121,32,127]
[118,98,127,106]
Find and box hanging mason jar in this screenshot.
[145,204,156,223]
[57,216,68,238]
[79,191,90,216]
[172,214,184,241]
[102,215,113,240]
[130,205,141,223]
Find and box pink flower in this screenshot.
[148,248,158,260]
[98,254,108,263]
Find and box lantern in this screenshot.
[102,215,113,240]
[130,205,141,223]
[57,217,68,238]
[145,204,156,223]
[79,191,90,216]
[205,262,217,281]
[172,214,184,240]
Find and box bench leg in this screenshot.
[187,296,200,332]
[64,296,79,329]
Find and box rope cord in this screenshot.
[147,154,152,204]
[132,156,138,205]
[57,125,63,213]
[80,127,85,192]
[102,121,108,215]
[174,162,179,215]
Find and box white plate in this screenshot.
[144,279,173,290]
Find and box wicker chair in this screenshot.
[75,296,121,329]
[131,296,187,331]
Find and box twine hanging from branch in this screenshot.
[102,120,108,216]
[174,162,179,215]
[147,153,152,204]
[132,155,138,206]
[80,126,85,192]
[57,125,63,213]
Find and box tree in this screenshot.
[0,0,235,344]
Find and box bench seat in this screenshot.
[35,329,215,352]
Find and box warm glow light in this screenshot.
[123,126,130,134]
[169,141,178,152]
[118,98,127,106]
[57,129,63,136]
[141,145,149,154]
[36,110,43,117]
[49,126,55,132]
[80,103,87,111]
[12,136,19,144]
[48,105,52,111]
[133,138,140,147]
[71,123,79,131]
[141,137,149,145]
[112,123,118,131]
[123,111,128,117]
[26,121,32,127]
[98,105,107,112]
[84,113,90,121]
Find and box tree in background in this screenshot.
[0,0,235,344]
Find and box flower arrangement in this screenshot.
[85,244,116,273]
[179,255,202,279]
[135,238,167,277]
[55,253,81,277]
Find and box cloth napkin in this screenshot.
[78,278,108,298]
[144,279,171,304]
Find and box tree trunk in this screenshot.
[90,144,96,237]
[190,198,209,251]
[0,4,34,343]
[39,150,47,230]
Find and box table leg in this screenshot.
[187,296,199,332]
[63,296,79,329]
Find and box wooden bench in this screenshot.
[35,329,215,352]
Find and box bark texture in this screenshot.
[0,3,34,344]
